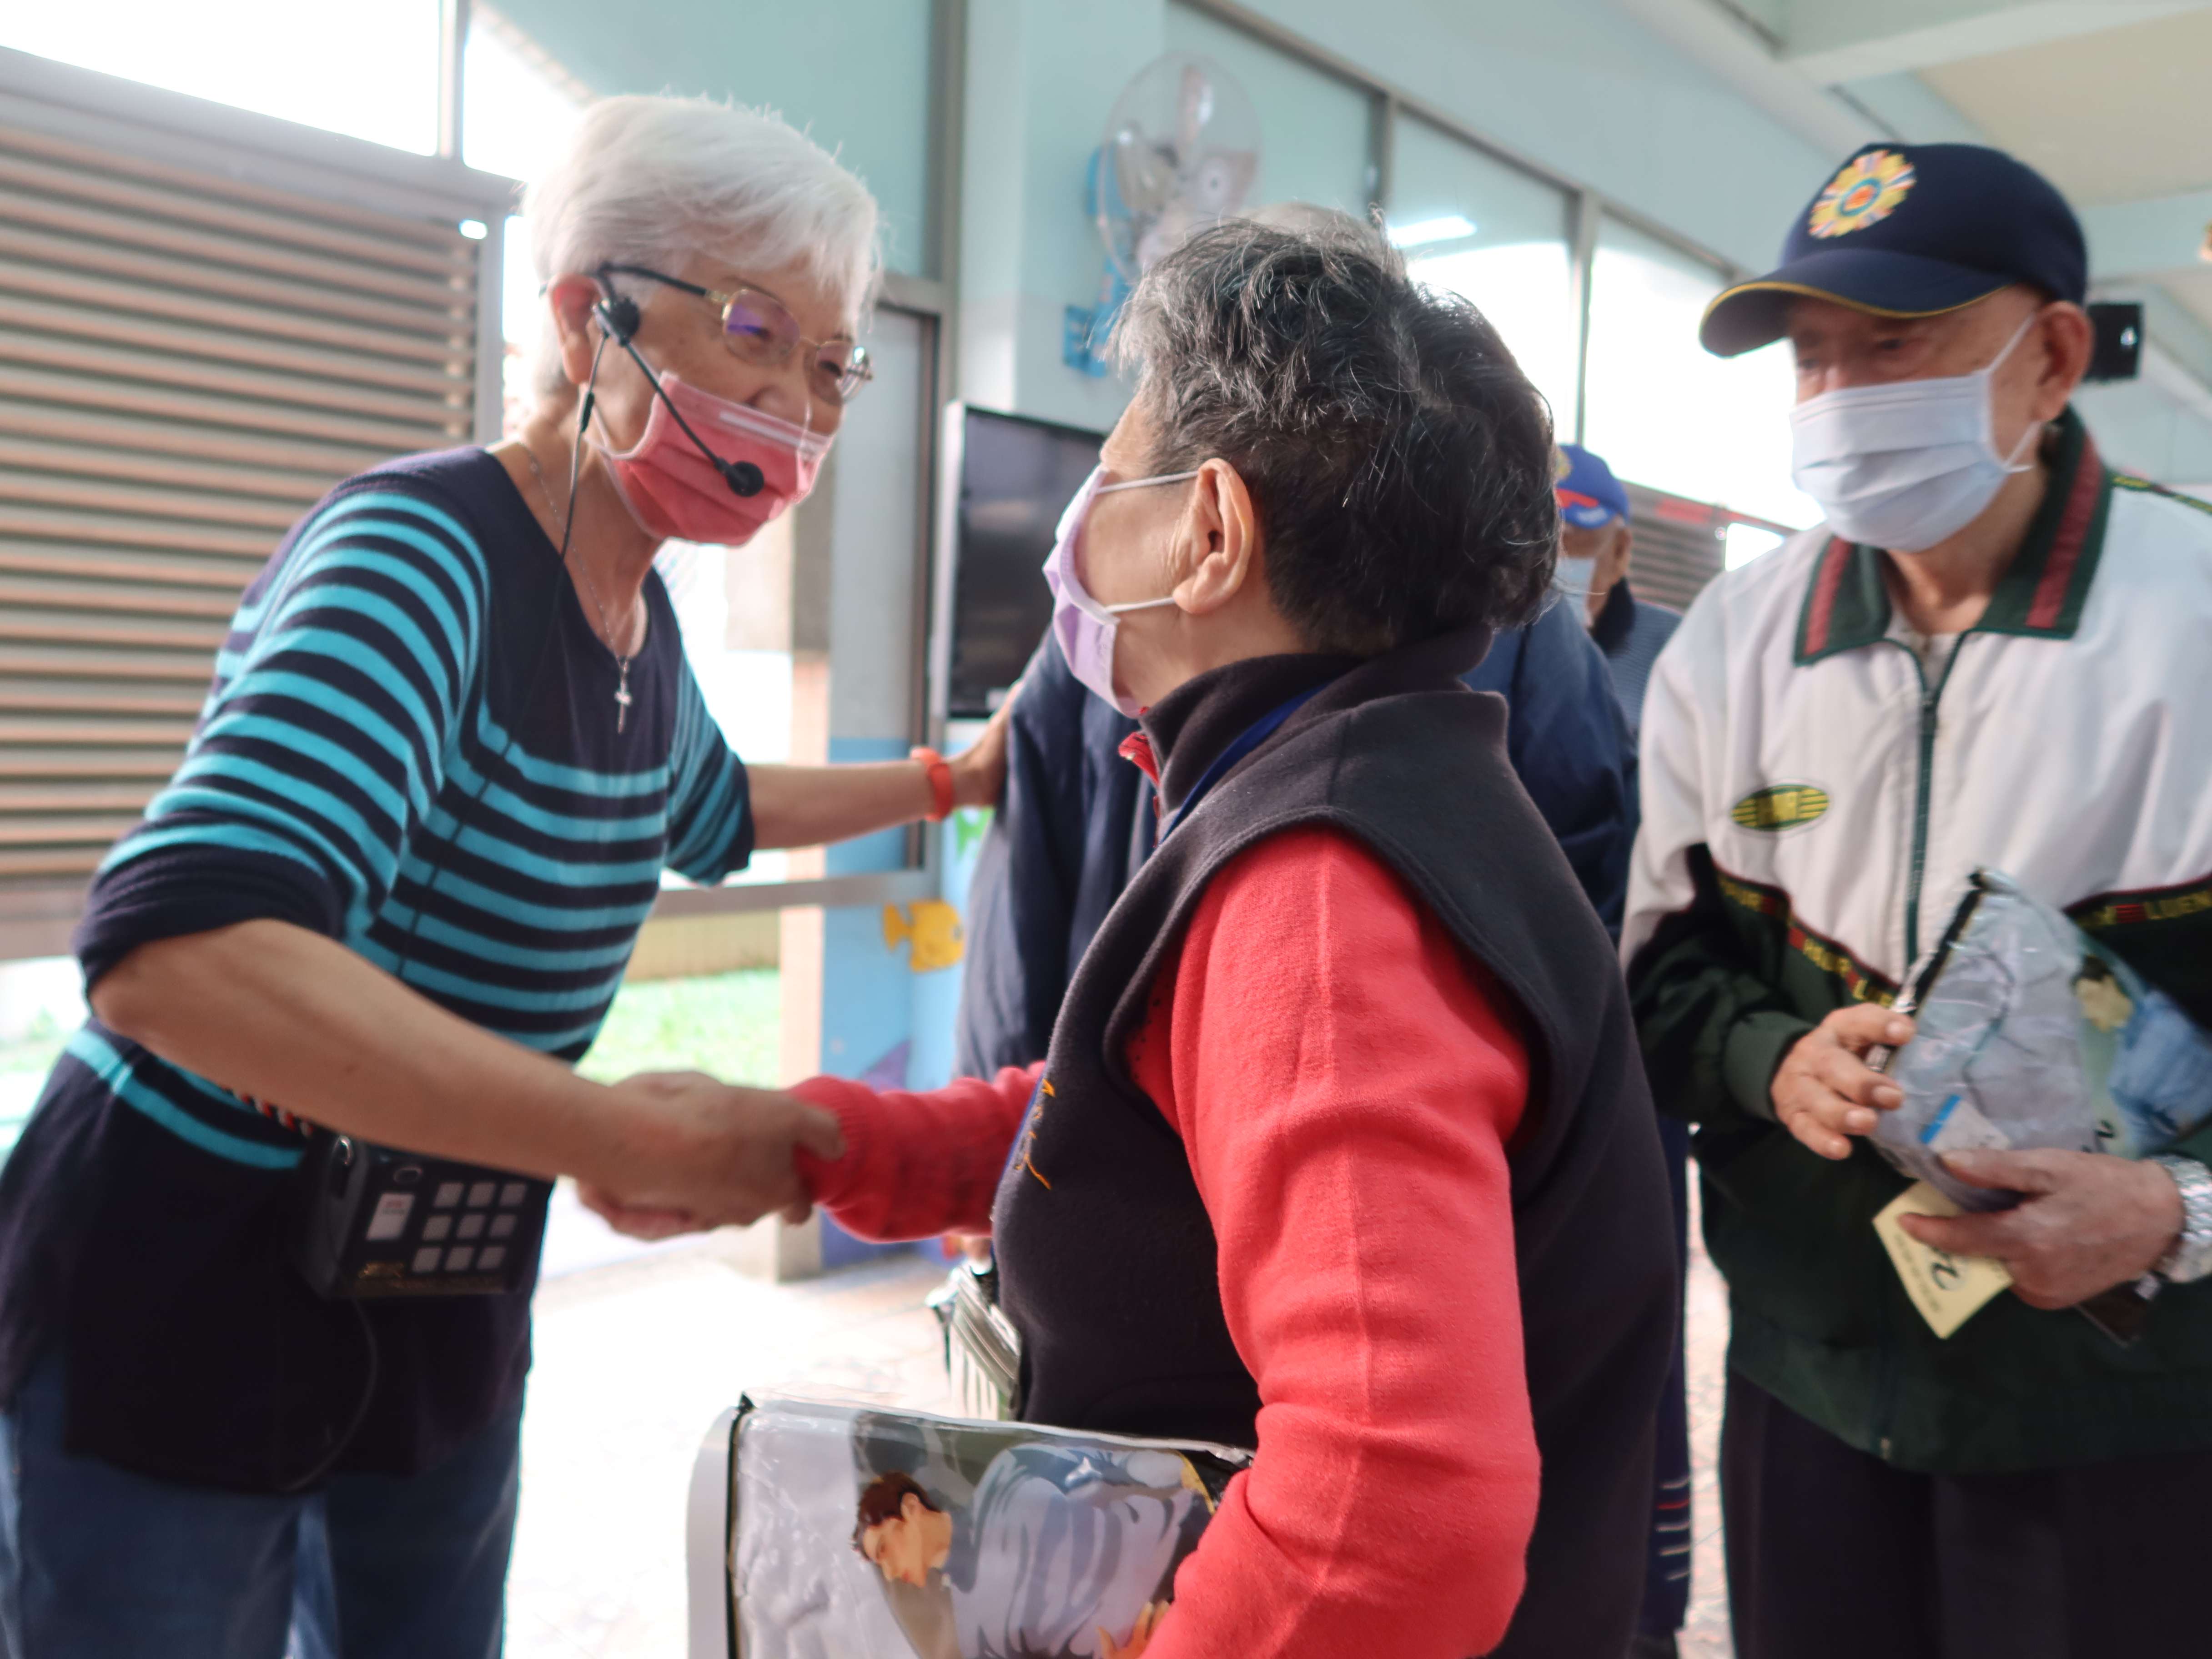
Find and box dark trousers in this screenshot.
[1724,1372,2212,1659]
[0,1352,518,1659]
[1638,1116,1692,1637]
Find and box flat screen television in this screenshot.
[945,405,1103,717]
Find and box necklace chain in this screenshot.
[520,442,638,732]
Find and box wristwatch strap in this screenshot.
[2150,1155,2212,1284]
[910,745,955,822]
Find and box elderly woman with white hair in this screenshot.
[0,96,992,1659]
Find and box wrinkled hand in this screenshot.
[948,680,1020,810]
[1771,1005,1916,1159]
[1899,1149,2183,1309]
[582,1071,843,1237]
[1100,1601,1169,1659]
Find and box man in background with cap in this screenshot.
[1551,439,1691,1659]
[1624,141,2212,1655]
[1555,442,1681,737]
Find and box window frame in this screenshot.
[1176,0,1749,445]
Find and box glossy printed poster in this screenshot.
[730,1397,1251,1659]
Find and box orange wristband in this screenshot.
[910,745,955,821]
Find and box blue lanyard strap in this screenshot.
[1158,685,1326,842]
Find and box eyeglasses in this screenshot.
[598,263,874,406]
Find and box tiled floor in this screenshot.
[510,1236,955,1659]
[510,1213,1737,1658]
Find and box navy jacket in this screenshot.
[955,599,1636,1076]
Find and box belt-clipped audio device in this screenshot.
[293,1130,550,1298]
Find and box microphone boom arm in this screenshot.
[593,302,766,498]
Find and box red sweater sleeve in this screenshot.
[791,1062,1039,1240]
[1132,826,1538,1659]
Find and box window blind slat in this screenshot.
[0,365,464,453]
[0,572,248,621]
[0,398,396,477]
[5,293,471,402]
[5,221,478,337]
[0,147,471,279]
[0,432,334,506]
[0,679,206,721]
[0,258,469,367]
[0,185,471,314]
[0,605,233,653]
[0,124,480,256]
[0,330,467,431]
[0,503,282,558]
[0,467,307,531]
[0,714,200,745]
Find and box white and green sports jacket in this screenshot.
[1622,408,2212,1473]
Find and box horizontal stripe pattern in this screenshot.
[75,455,755,1162]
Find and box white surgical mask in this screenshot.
[1554,553,1599,606]
[1041,466,1196,715]
[1789,314,2042,553]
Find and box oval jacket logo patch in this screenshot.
[1731,784,1831,832]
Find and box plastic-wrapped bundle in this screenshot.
[729,1395,1248,1659]
[1873,870,2212,1211]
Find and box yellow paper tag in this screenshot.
[1873,1181,2013,1338]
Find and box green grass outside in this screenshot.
[575,968,782,1086]
[0,1014,66,1079]
[0,1010,70,1160]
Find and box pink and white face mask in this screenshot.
[593,369,833,546]
[1041,465,1196,716]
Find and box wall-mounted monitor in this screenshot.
[943,405,1103,718]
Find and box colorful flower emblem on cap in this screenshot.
[1808,149,1916,240]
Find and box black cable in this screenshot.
[597,317,764,498]
[275,1298,381,1494]
[392,334,609,970]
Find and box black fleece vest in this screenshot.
[992,632,1678,1658]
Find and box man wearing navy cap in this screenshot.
[1555,443,1681,734]
[1626,141,2212,1656]
[1551,441,1691,1659]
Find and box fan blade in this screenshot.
[1112,128,1176,216]
[1176,64,1214,156]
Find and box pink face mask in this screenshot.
[593,369,832,546]
[1042,465,1196,716]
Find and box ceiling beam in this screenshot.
[2079,189,2212,282]
[1782,0,2211,85]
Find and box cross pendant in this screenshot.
[614,664,633,733]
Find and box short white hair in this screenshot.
[524,94,881,396]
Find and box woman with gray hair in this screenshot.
[0,95,1000,1658]
[600,220,1677,1656]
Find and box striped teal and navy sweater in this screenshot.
[0,448,755,1486]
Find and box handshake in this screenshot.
[573,1071,846,1242]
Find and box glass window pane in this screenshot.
[1163,3,1374,220]
[465,14,585,187]
[1388,115,1578,437]
[1583,216,1816,532]
[463,19,589,431]
[0,1,441,155]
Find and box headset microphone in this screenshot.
[591,296,766,498]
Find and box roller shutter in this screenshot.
[0,61,510,955]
